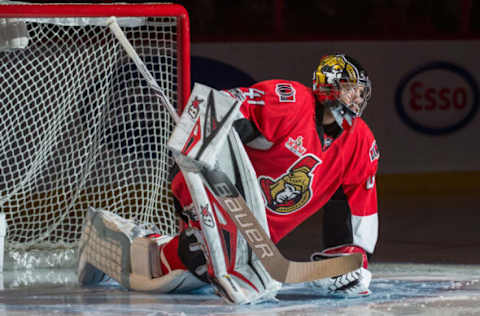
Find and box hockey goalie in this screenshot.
[77,53,379,304]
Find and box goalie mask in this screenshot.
[313,54,371,129]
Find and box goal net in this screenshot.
[0,3,190,268]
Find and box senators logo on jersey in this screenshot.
[259,155,321,214]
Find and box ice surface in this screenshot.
[0,263,479,315]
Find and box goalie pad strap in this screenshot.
[130,238,161,278]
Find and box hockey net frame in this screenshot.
[0,3,190,268]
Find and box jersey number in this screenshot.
[244,88,265,105]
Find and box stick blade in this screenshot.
[283,252,363,284]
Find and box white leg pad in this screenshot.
[77,208,206,293]
[77,208,132,288]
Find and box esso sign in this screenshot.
[395,62,478,134]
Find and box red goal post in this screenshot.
[0,3,191,266]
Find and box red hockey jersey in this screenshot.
[227,79,379,253]
[172,80,379,254]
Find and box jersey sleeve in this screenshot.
[342,120,379,254]
[225,80,313,144]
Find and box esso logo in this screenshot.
[395,62,478,135]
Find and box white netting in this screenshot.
[0,14,183,253]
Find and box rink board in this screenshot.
[0,263,479,315]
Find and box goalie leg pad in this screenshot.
[172,131,282,304]
[77,208,207,293]
[76,261,109,285]
[77,208,132,288]
[227,235,282,304]
[211,131,282,303]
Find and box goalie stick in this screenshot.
[200,165,362,283]
[107,17,363,283]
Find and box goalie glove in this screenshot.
[309,245,372,297]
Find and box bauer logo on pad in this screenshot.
[168,83,241,169]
